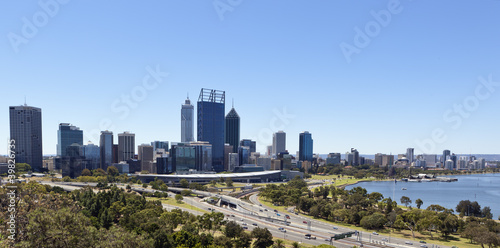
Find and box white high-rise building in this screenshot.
[272,131,286,156]
[118,132,135,162]
[181,97,194,142]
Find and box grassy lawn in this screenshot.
[145,197,209,213]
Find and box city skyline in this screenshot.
[1,1,499,155]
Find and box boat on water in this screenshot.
[401,188,407,190]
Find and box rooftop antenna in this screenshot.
[24,96,27,106]
[187,92,189,99]
[232,98,234,108]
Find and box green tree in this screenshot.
[400,196,412,208]
[180,179,189,188]
[81,168,92,176]
[481,206,493,219]
[360,212,387,230]
[226,177,233,187]
[210,180,217,187]
[224,221,243,239]
[416,199,423,209]
[93,168,106,176]
[251,227,274,248]
[175,194,183,203]
[181,189,192,196]
[107,166,119,177]
[219,177,225,184]
[272,239,285,248]
[292,241,301,248]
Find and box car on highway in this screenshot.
[303,221,308,224]
[243,226,248,229]
[420,245,427,248]
[405,241,413,245]
[285,215,290,219]
[332,226,338,230]
[231,215,235,217]
[274,210,278,213]
[325,238,331,242]
[382,238,388,242]
[240,219,244,221]
[252,223,257,226]
[208,208,211,210]
[259,209,263,212]
[419,241,426,243]
[372,232,379,235]
[265,209,268,211]
[242,223,247,225]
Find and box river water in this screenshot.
[345,173,500,219]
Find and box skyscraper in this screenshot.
[272,131,286,156]
[225,107,240,153]
[138,144,154,173]
[406,148,414,164]
[197,88,225,172]
[240,139,256,153]
[151,141,168,152]
[299,131,313,162]
[351,148,359,166]
[118,132,135,162]
[442,150,451,163]
[99,131,113,171]
[9,105,43,172]
[57,123,83,157]
[181,97,194,142]
[82,141,100,170]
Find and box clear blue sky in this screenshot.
[1,0,499,156]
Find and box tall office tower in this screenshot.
[225,107,240,153]
[406,148,414,164]
[450,154,457,169]
[99,131,113,171]
[272,131,286,156]
[228,153,239,172]
[238,146,250,165]
[151,141,168,152]
[181,97,195,142]
[347,152,354,165]
[197,88,225,172]
[82,141,100,170]
[224,144,233,171]
[266,145,272,156]
[57,123,83,157]
[299,131,313,162]
[240,139,256,153]
[351,148,359,166]
[118,132,135,162]
[190,141,213,171]
[138,144,154,173]
[374,153,383,166]
[442,150,451,163]
[9,105,43,172]
[112,144,119,163]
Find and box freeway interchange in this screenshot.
[39,181,448,248]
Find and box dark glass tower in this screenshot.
[197,88,225,172]
[225,107,240,153]
[57,123,83,157]
[9,105,43,172]
[299,131,313,162]
[99,130,113,171]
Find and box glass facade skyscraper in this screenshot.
[240,139,256,153]
[9,105,43,172]
[299,131,313,162]
[225,107,240,153]
[272,131,286,157]
[170,143,196,172]
[82,141,100,170]
[57,123,83,157]
[181,97,194,142]
[197,88,225,172]
[99,131,113,171]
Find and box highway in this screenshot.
[38,181,448,248]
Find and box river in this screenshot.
[345,173,500,219]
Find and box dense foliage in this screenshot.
[0,182,279,248]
